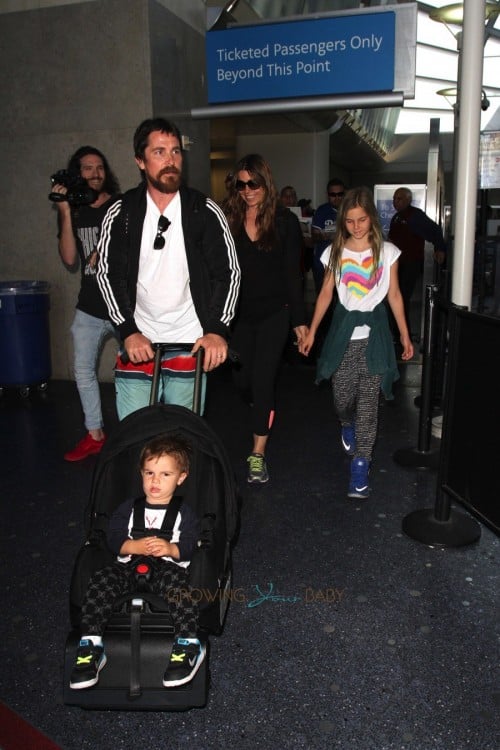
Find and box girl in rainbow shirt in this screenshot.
[300,186,413,499]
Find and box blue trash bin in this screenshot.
[0,280,51,392]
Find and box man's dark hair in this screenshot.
[67,146,120,195]
[133,118,182,160]
[327,177,345,192]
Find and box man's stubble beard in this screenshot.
[148,169,182,195]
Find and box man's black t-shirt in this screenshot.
[72,196,118,319]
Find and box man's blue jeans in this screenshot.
[70,309,116,431]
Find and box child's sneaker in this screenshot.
[69,639,107,689]
[347,457,370,499]
[163,637,206,687]
[341,423,356,456]
[247,453,269,484]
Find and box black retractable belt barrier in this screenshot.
[393,284,441,469]
[402,304,481,547]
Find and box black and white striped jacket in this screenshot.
[96,182,240,342]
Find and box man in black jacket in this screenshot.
[97,118,240,419]
[388,187,446,339]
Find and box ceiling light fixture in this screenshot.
[429,2,499,27]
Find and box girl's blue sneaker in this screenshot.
[341,424,356,456]
[348,457,370,499]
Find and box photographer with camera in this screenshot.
[52,146,121,461]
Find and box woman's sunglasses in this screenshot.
[235,179,262,192]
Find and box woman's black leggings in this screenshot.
[231,307,290,437]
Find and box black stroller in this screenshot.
[63,347,238,710]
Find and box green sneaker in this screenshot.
[70,639,107,690]
[163,638,206,687]
[247,453,269,484]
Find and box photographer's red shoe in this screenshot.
[64,433,106,462]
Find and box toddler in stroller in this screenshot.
[69,433,205,691]
[63,350,238,710]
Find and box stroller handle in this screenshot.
[120,343,239,415]
[120,342,239,365]
[149,344,204,414]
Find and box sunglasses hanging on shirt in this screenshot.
[153,215,171,250]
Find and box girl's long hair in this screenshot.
[327,186,384,279]
[224,154,278,250]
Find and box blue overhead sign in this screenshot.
[206,12,396,104]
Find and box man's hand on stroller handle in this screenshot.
[192,333,228,372]
[121,334,235,372]
[123,332,155,364]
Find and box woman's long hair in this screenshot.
[224,154,278,251]
[327,186,384,280]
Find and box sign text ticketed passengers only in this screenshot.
[206,13,395,104]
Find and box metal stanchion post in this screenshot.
[393,284,440,469]
[432,270,450,407]
[402,493,481,547]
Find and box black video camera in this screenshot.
[48,169,98,207]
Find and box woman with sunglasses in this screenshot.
[224,154,308,484]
